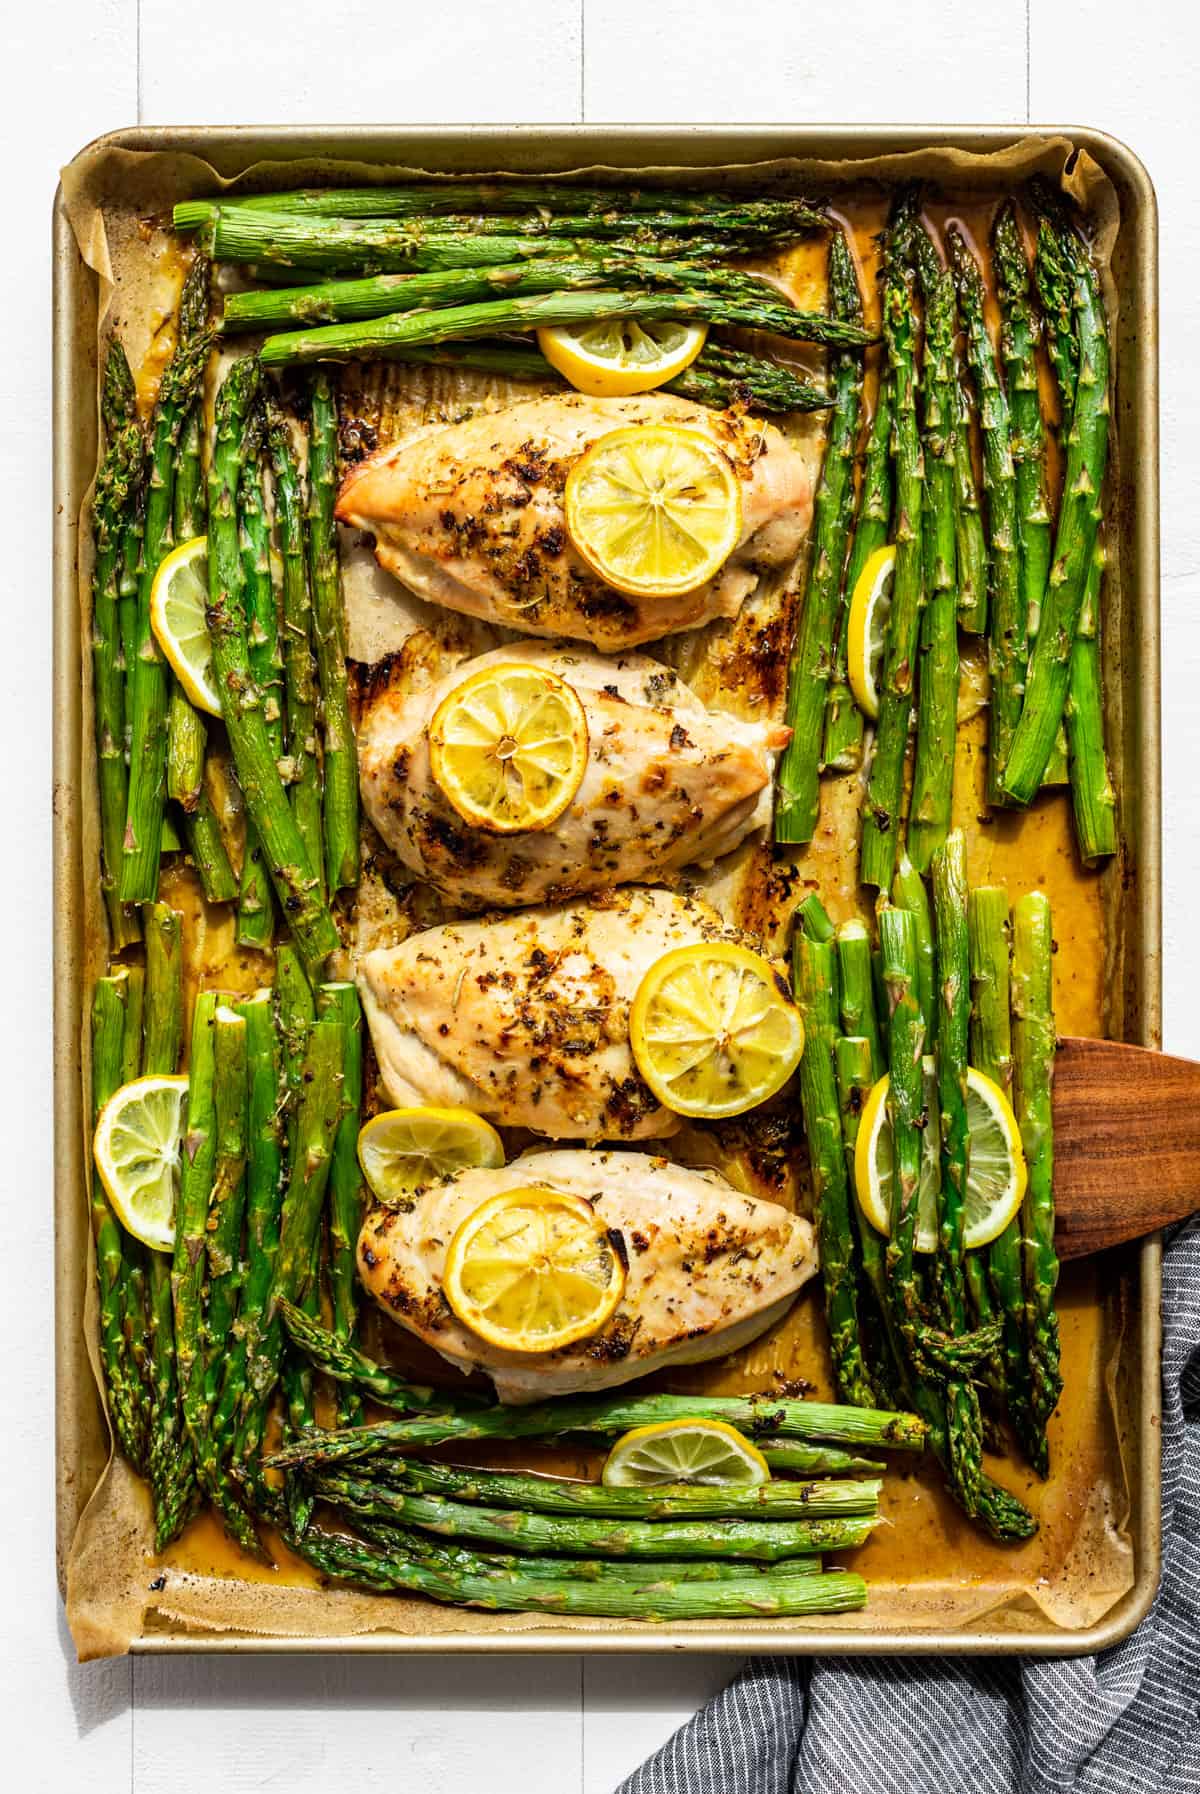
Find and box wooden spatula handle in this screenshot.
[1053,1036,1200,1258]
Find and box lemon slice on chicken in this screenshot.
[629,941,804,1119]
[854,1059,1027,1252]
[428,662,589,834]
[564,424,742,599]
[443,1186,626,1353]
[538,318,708,397]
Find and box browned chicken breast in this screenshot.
[356,885,754,1140]
[335,392,812,649]
[358,1148,816,1402]
[358,641,790,909]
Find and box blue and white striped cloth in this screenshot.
[620,1220,1199,1794]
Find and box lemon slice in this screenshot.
[629,941,805,1119]
[358,1106,505,1203]
[538,319,708,398]
[601,1418,770,1489]
[846,544,895,722]
[564,424,743,599]
[92,1074,188,1252]
[443,1186,626,1354]
[428,662,589,835]
[149,535,220,717]
[855,1059,1027,1252]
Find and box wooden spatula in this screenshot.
[1053,1036,1200,1257]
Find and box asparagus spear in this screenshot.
[179,186,827,230]
[1001,225,1110,804]
[115,966,152,1463]
[930,835,971,1324]
[950,375,989,633]
[878,906,928,1371]
[929,834,985,1517]
[267,414,324,888]
[1033,213,1079,415]
[312,1472,877,1563]
[892,852,936,1046]
[167,621,238,907]
[261,283,873,369]
[117,964,144,1087]
[90,974,146,1469]
[234,420,281,950]
[796,891,837,944]
[316,983,366,1425]
[188,207,832,276]
[184,798,239,903]
[967,888,1031,1446]
[823,370,891,772]
[212,992,283,1465]
[166,690,205,811]
[268,1385,927,1470]
[835,1034,905,1406]
[190,1005,261,1552]
[201,1008,249,1409]
[762,1442,884,1476]
[380,1459,881,1520]
[207,359,338,976]
[307,373,359,895]
[171,990,218,1463]
[172,253,211,532]
[172,403,205,540]
[669,340,830,414]
[285,1520,868,1620]
[138,905,200,1546]
[775,230,865,844]
[107,316,146,694]
[308,332,829,415]
[836,921,884,1080]
[905,215,988,636]
[1011,892,1062,1473]
[270,1013,345,1312]
[906,251,960,873]
[992,204,1052,654]
[1033,208,1117,859]
[229,952,313,1474]
[354,1516,824,1582]
[793,932,877,1407]
[948,225,1025,806]
[275,1296,481,1412]
[222,251,804,331]
[92,347,142,950]
[119,313,212,902]
[992,202,1071,793]
[860,259,923,888]
[1066,540,1118,861]
[141,902,184,1073]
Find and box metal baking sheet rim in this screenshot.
[51,122,1163,1658]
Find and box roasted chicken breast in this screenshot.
[335,392,812,650]
[358,641,790,909]
[356,885,755,1140]
[357,1148,816,1402]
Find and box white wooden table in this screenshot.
[5,1,1196,1787]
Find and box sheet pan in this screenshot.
[52,124,1161,1656]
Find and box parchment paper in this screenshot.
[60,134,1135,1659]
